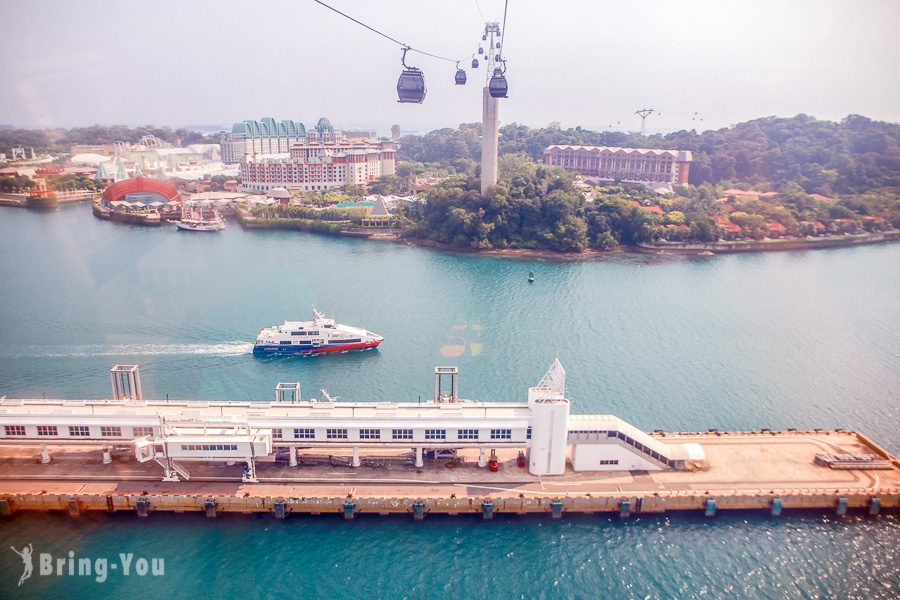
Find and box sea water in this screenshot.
[0,206,897,598]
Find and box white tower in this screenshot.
[480,22,502,197]
[527,359,570,476]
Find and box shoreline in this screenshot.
[400,230,900,260]
[17,201,900,259]
[636,230,900,255]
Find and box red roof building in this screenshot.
[544,145,692,186]
[628,200,665,214]
[101,177,180,206]
[765,221,788,237]
[713,214,742,238]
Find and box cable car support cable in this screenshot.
[312,0,461,63]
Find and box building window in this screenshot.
[458,429,479,440]
[392,429,413,440]
[37,425,58,436]
[359,428,380,440]
[425,429,446,440]
[101,426,122,437]
[599,459,619,465]
[69,426,90,437]
[294,428,315,439]
[490,429,512,440]
[181,444,238,452]
[5,425,25,436]
[133,426,153,437]
[326,428,348,440]
[272,428,283,440]
[527,426,532,440]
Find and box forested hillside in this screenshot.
[0,125,214,153]
[398,114,900,195]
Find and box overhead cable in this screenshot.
[312,0,460,63]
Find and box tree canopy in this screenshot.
[398,114,900,195]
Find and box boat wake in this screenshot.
[3,342,255,358]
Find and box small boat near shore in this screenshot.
[174,202,226,231]
[253,308,383,355]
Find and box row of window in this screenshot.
[180,444,238,452]
[4,424,521,443]
[4,425,154,438]
[597,459,620,465]
[270,427,515,441]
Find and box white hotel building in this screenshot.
[240,139,396,193]
[222,116,396,192]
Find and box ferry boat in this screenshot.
[253,309,383,355]
[174,203,226,231]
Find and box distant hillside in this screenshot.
[0,125,214,153]
[397,115,900,196]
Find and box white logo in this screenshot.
[10,544,33,587]
[9,545,164,585]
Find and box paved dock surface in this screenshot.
[1,431,897,516]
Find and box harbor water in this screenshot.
[0,206,898,598]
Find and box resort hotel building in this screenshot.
[226,116,396,193]
[544,145,692,187]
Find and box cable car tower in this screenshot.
[635,108,656,136]
[480,22,503,196]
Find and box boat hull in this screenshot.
[252,340,381,355]
[175,221,226,231]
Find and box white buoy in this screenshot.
[289,448,298,467]
[352,446,360,468]
[478,447,487,468]
[102,447,112,465]
[40,445,51,464]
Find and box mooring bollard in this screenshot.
[550,501,563,520]
[136,499,149,518]
[836,497,848,516]
[0,499,9,516]
[343,501,356,520]
[771,498,782,517]
[106,495,115,513]
[482,500,494,520]
[274,502,286,520]
[412,500,425,521]
[868,498,881,516]
[618,500,631,520]
[204,499,217,518]
[705,498,717,517]
[67,499,80,517]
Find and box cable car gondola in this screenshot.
[454,62,467,85]
[489,65,508,98]
[471,56,479,69]
[396,47,426,104]
[478,46,484,55]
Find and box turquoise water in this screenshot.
[333,201,375,208]
[0,206,898,598]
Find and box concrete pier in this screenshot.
[0,430,896,520]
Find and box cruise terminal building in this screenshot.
[0,361,705,482]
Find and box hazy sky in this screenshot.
[3,0,899,134]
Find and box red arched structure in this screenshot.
[101,177,180,204]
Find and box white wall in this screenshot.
[571,443,663,472]
[528,395,569,475]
